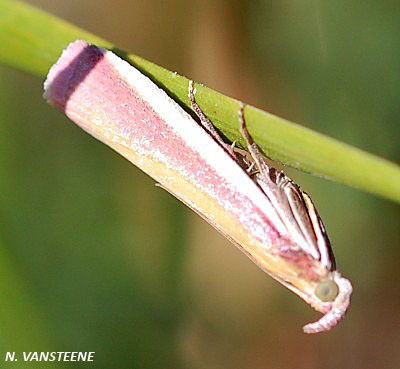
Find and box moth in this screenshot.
[44,40,352,333]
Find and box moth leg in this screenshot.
[188,81,237,160]
[239,103,272,179]
[247,161,256,174]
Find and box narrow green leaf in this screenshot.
[0,0,399,203]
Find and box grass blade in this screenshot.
[0,0,399,203]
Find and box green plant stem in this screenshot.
[0,0,399,203]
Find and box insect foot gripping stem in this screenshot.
[303,272,353,334]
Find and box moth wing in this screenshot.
[154,183,263,264]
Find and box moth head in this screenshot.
[264,247,351,334]
[302,271,352,334]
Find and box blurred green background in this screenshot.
[0,0,399,368]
